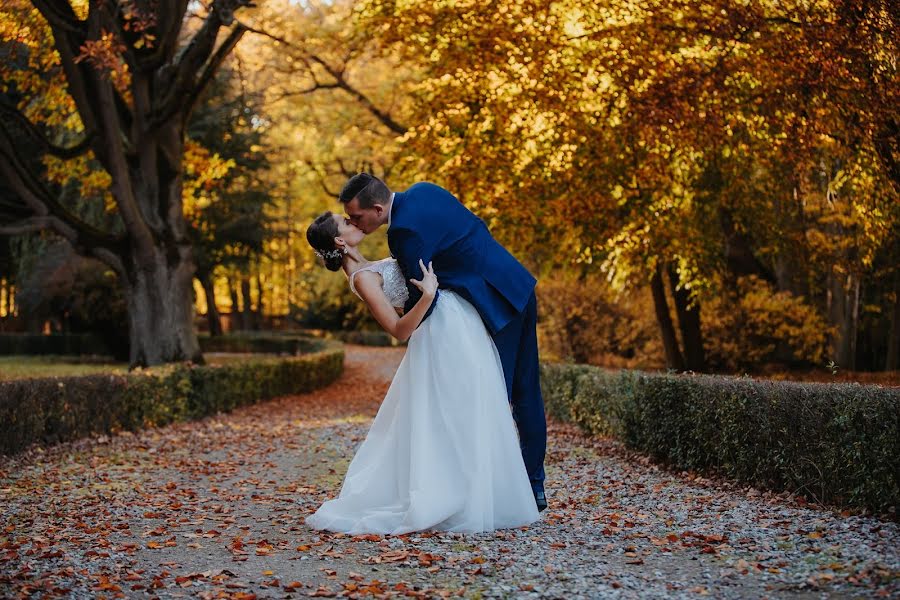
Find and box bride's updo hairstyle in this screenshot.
[306,211,344,272]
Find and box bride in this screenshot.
[304,211,540,535]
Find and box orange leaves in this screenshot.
[369,549,412,563]
[254,540,274,556]
[90,575,122,592]
[74,31,126,74]
[230,536,248,561]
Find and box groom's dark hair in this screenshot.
[339,173,391,209]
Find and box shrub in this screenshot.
[0,332,331,357]
[702,275,832,371]
[198,332,327,354]
[541,362,900,512]
[0,333,111,356]
[294,328,398,347]
[0,345,343,455]
[536,274,662,368]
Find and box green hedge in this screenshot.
[0,333,111,356]
[198,332,328,354]
[541,363,900,513]
[292,328,399,347]
[0,345,343,456]
[0,331,335,357]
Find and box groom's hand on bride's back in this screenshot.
[409,259,438,299]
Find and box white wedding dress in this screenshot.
[306,258,540,535]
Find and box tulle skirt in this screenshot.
[306,291,540,534]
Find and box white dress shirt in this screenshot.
[387,192,395,228]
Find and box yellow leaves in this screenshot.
[182,140,236,213]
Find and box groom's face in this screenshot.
[345,197,385,234]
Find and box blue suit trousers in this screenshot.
[491,291,546,494]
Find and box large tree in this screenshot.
[363,0,899,371]
[0,0,252,366]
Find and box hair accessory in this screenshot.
[314,248,344,260]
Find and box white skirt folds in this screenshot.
[306,291,540,535]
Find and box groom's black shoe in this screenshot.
[534,490,548,512]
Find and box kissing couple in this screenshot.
[305,173,547,535]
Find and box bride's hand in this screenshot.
[409,259,438,298]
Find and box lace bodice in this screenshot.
[349,258,410,308]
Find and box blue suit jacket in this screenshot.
[387,182,536,335]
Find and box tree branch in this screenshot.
[0,101,94,159]
[156,0,253,122]
[307,54,408,134]
[241,23,408,134]
[0,122,126,251]
[0,216,73,238]
[186,23,248,118]
[30,0,84,33]
[266,83,340,103]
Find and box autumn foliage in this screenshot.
[359,0,899,373]
[1,0,898,374]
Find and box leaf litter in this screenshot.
[1,346,897,598]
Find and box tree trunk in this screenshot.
[887,272,900,371]
[255,272,265,329]
[228,278,242,330]
[650,264,685,370]
[0,1,253,366]
[719,207,776,284]
[199,273,223,337]
[668,266,706,372]
[124,246,202,367]
[241,277,255,330]
[828,269,860,371]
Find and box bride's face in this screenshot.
[333,213,365,249]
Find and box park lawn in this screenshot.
[0,356,128,381]
[0,353,276,381]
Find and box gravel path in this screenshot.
[1,346,897,599]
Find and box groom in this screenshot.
[339,173,547,511]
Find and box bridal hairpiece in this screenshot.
[315,248,344,260]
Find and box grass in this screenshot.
[0,353,280,381]
[0,356,128,380]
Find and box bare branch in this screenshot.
[0,122,126,251]
[304,54,407,134]
[91,246,126,277]
[186,23,248,118]
[266,83,340,103]
[0,216,74,239]
[335,157,355,178]
[157,0,253,121]
[31,0,84,33]
[0,102,94,159]
[241,23,408,134]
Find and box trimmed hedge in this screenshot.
[541,363,900,513]
[0,333,111,356]
[293,328,399,347]
[198,332,328,354]
[0,345,343,455]
[0,331,335,357]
